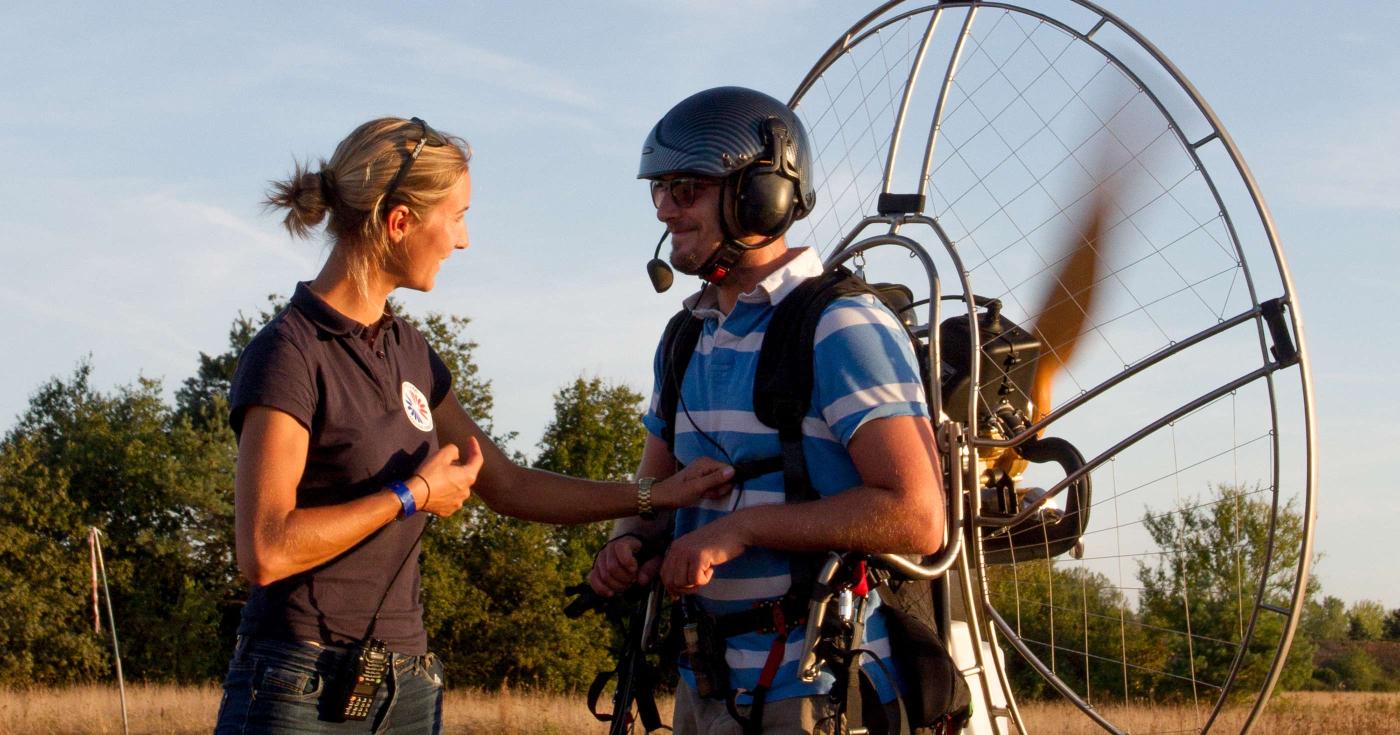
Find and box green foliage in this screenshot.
[1302,595,1350,641]
[1327,647,1385,691]
[1137,483,1315,699]
[986,562,1155,704]
[1384,609,1400,642]
[0,363,237,685]
[1348,600,1387,641]
[0,426,106,683]
[533,376,647,483]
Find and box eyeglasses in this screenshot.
[381,117,444,216]
[649,177,716,209]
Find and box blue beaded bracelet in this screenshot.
[389,480,416,519]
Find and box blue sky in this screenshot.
[1,1,1396,607]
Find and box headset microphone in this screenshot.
[646,229,673,293]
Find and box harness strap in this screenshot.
[586,663,666,733]
[845,596,868,733]
[729,603,792,735]
[658,309,704,454]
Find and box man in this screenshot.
[589,86,947,735]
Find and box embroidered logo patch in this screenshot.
[401,381,434,432]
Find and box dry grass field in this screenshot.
[1,686,1397,734]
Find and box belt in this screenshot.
[712,593,811,639]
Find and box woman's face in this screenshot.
[393,172,472,292]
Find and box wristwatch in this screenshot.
[637,477,657,520]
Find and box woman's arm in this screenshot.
[234,405,480,586]
[587,433,681,596]
[432,393,732,524]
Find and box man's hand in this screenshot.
[660,516,750,596]
[587,535,664,598]
[652,457,735,509]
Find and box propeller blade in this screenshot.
[1027,185,1112,429]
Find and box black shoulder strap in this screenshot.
[658,308,704,456]
[754,265,875,504]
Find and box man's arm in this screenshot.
[659,414,945,594]
[432,393,731,524]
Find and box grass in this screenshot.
[1019,691,1400,734]
[1,687,1397,734]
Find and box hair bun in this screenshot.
[317,169,336,202]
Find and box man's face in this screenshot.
[651,175,724,276]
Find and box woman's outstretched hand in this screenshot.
[414,437,482,517]
[652,457,735,510]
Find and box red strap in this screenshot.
[755,605,789,689]
[851,559,870,597]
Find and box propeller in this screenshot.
[1026,184,1111,431]
[989,178,1114,483]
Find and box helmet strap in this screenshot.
[702,199,784,284]
[697,239,745,284]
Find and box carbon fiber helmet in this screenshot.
[639,86,816,239]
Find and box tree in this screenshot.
[1327,648,1385,691]
[1302,595,1349,641]
[986,561,1156,704]
[1384,608,1400,642]
[0,363,236,685]
[1347,600,1386,641]
[1136,483,1316,700]
[0,420,107,683]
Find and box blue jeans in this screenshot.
[213,638,444,734]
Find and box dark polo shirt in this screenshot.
[229,282,452,654]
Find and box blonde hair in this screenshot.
[264,117,472,295]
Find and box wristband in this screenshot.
[389,480,416,519]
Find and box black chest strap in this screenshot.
[658,308,705,456]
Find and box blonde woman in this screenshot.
[213,117,733,734]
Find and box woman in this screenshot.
[213,117,732,734]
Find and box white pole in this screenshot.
[91,528,130,735]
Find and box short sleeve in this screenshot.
[427,345,453,408]
[229,330,317,437]
[811,294,929,445]
[640,333,669,440]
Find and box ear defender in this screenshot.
[722,117,806,238]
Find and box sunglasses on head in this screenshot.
[649,177,716,209]
[380,117,445,215]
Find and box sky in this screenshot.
[1,1,1396,608]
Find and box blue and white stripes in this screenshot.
[643,248,929,704]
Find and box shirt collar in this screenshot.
[290,282,395,339]
[681,247,824,318]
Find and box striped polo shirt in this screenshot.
[642,247,930,704]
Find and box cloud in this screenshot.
[0,177,318,429]
[363,27,600,112]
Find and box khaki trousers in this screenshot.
[672,681,843,735]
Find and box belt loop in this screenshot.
[233,635,251,661]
